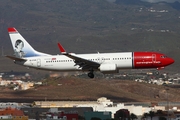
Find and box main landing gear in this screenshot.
[88,71,94,78]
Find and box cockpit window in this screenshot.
[161,55,167,58]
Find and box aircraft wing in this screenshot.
[57,43,100,70]
[5,55,27,61]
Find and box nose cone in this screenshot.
[166,57,174,66]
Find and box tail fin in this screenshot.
[8,28,50,58]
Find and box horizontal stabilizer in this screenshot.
[5,55,27,61]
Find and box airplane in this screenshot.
[6,27,174,78]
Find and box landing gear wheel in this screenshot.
[88,72,94,78]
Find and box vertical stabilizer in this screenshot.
[8,28,50,58]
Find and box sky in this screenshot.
[141,0,180,3]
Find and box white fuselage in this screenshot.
[16,52,133,71]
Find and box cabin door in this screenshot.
[152,54,156,66]
[37,59,41,67]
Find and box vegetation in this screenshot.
[130,113,138,120]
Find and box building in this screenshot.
[46,111,78,120]
[0,107,24,116]
[0,107,28,120]
[33,97,180,118]
[84,111,111,120]
[21,107,93,119]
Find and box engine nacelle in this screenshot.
[99,64,118,74]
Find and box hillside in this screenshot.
[0,77,179,103]
[0,0,180,74]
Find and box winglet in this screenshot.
[57,43,67,54]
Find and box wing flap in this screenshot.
[67,53,100,68]
[57,43,100,70]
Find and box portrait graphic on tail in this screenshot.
[14,39,25,58]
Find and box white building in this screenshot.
[0,102,21,109]
[77,97,153,118]
[34,97,172,119]
[0,115,12,119]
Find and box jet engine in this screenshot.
[99,64,118,74]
